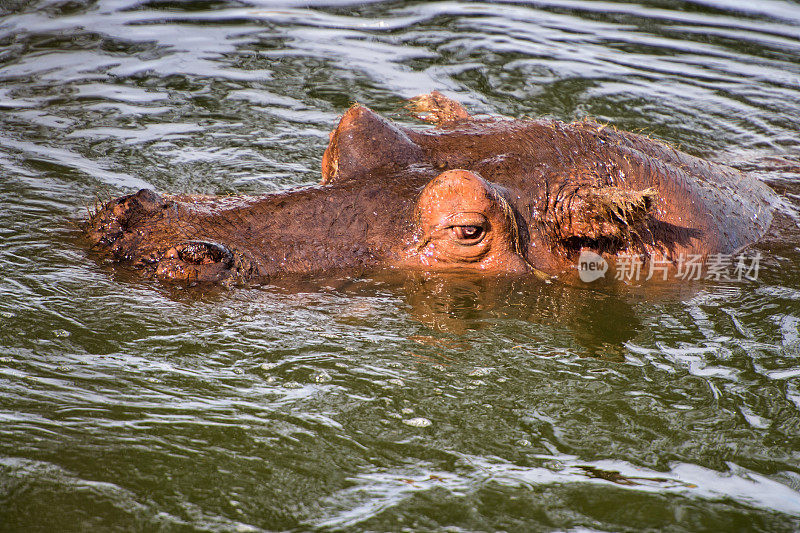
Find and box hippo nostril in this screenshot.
[96,231,123,248]
[130,189,166,213]
[174,241,234,267]
[108,188,167,228]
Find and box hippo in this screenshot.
[83,92,775,285]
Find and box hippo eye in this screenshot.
[452,225,485,243]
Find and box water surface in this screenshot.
[1,0,800,531]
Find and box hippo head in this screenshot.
[85,92,775,286]
[85,166,539,285]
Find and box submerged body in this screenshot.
[84,92,775,284]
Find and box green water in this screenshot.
[1,0,800,531]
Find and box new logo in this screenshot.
[577,250,608,282]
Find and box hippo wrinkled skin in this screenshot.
[84,92,775,285]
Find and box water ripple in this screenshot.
[1,0,799,530]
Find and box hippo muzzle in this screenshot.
[86,189,257,284]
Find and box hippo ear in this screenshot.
[406,91,472,126]
[321,105,423,184]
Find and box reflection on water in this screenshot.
[389,272,645,357]
[1,0,800,530]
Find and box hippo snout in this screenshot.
[85,188,167,248]
[85,191,257,285]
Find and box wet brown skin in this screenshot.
[84,92,776,285]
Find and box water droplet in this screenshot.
[314,371,332,383]
[402,417,432,428]
[283,381,303,389]
[517,439,532,447]
[543,460,564,471]
[260,362,278,371]
[469,367,493,377]
[53,329,70,338]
